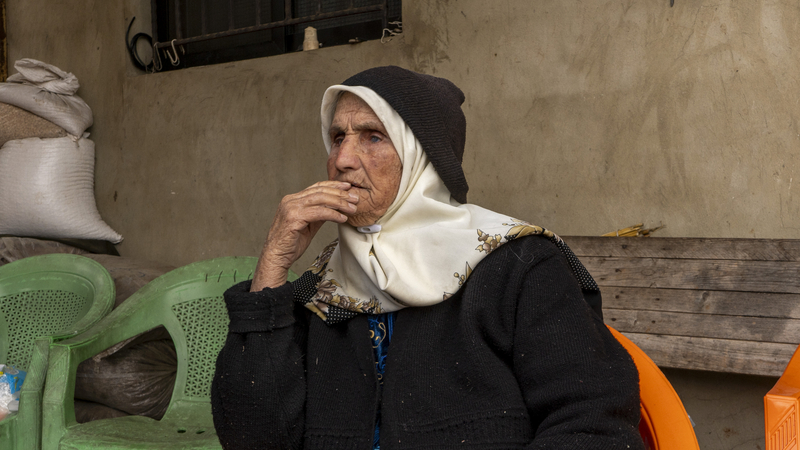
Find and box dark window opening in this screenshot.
[150,0,402,71]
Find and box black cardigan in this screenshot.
[211,236,645,450]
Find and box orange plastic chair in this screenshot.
[765,344,800,450]
[606,326,700,450]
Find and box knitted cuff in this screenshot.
[223,280,296,332]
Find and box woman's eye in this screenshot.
[369,135,382,143]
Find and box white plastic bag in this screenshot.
[0,59,93,137]
[0,136,123,243]
[0,380,11,421]
[0,364,25,420]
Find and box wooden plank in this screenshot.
[619,331,796,377]
[582,256,800,294]
[561,236,800,375]
[602,287,800,319]
[563,236,800,262]
[606,309,800,345]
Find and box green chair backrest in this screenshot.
[0,254,115,371]
[171,293,229,403]
[161,278,248,424]
[0,254,115,450]
[163,261,298,423]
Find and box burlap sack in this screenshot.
[74,400,129,423]
[0,59,93,137]
[84,254,175,309]
[0,102,67,147]
[74,337,177,420]
[0,236,88,267]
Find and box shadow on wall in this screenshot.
[663,368,775,450]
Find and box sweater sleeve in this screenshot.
[513,249,645,450]
[211,279,308,450]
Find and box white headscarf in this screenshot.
[306,85,559,320]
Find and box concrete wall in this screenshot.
[8,1,798,448]
[9,1,800,271]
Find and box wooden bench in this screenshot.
[563,236,800,378]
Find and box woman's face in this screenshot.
[327,92,402,227]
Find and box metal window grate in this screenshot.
[151,0,399,71]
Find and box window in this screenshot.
[149,0,401,71]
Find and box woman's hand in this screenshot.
[250,181,358,291]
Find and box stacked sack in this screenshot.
[0,59,122,243]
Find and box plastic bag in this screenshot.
[0,59,93,137]
[0,365,27,420]
[0,381,10,421]
[0,136,123,243]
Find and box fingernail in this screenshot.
[349,193,359,201]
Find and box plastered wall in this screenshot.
[8,1,800,271]
[7,1,799,448]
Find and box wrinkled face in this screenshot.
[327,92,402,227]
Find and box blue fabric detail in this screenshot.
[368,312,396,450]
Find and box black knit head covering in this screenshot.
[341,66,469,204]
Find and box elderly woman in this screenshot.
[211,66,644,450]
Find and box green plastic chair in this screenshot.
[42,257,298,449]
[0,254,115,450]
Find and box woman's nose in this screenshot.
[333,135,361,171]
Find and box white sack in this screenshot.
[7,59,80,95]
[0,59,93,137]
[0,137,123,243]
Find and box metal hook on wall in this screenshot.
[164,39,184,66]
[381,21,403,44]
[152,42,163,72]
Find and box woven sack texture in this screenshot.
[0,137,122,243]
[0,102,67,146]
